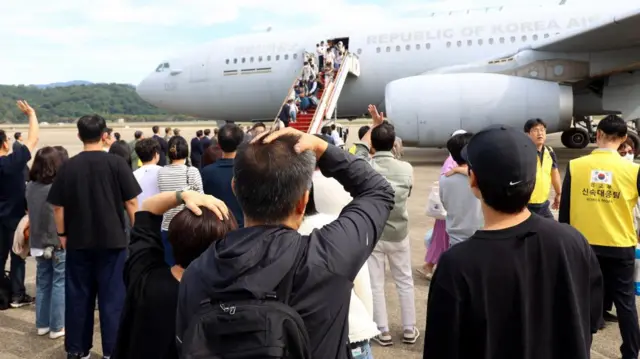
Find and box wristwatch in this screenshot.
[176,190,185,205]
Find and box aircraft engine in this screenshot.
[385,73,573,147]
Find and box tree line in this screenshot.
[0,83,201,124]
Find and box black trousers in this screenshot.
[527,201,554,219]
[597,254,640,359]
[0,217,26,298]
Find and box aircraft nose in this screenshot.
[136,75,159,105]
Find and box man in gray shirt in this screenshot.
[440,132,483,246]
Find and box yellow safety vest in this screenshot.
[348,144,356,154]
[529,146,554,204]
[569,149,640,248]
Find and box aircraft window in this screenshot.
[522,35,527,42]
[258,56,262,62]
[357,48,362,54]
[267,55,271,61]
[376,47,381,53]
[225,59,229,64]
[276,55,280,60]
[489,38,494,45]
[478,39,483,45]
[395,45,400,51]
[426,43,431,49]
[250,57,254,63]
[533,34,539,41]
[163,63,169,69]
[405,44,410,51]
[233,58,237,64]
[446,41,451,48]
[285,54,289,60]
[467,40,472,46]
[155,64,163,72]
[242,57,246,63]
[293,53,298,59]
[544,33,550,38]
[386,46,391,52]
[416,44,421,50]
[510,36,516,43]
[499,37,505,44]
[457,40,462,47]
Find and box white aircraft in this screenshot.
[136,1,640,150]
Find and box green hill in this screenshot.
[0,83,199,124]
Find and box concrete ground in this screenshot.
[0,126,634,358]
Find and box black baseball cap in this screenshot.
[461,125,537,188]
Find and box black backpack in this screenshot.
[180,242,312,359]
[0,271,12,310]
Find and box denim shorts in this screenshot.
[350,340,373,359]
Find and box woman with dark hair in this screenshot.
[109,140,132,168]
[53,146,69,161]
[157,136,203,265]
[112,191,235,359]
[26,146,68,340]
[201,145,223,168]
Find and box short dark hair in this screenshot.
[358,126,370,140]
[104,128,113,136]
[168,136,189,161]
[77,115,107,143]
[204,129,211,136]
[597,115,627,138]
[14,132,21,140]
[252,122,266,131]
[134,130,143,140]
[109,140,132,168]
[168,207,238,267]
[135,138,160,163]
[218,124,245,153]
[524,118,547,133]
[476,178,535,214]
[114,132,121,141]
[234,133,315,223]
[53,146,69,161]
[165,127,172,134]
[304,185,318,216]
[0,130,6,146]
[214,128,219,135]
[330,124,336,130]
[152,125,160,134]
[196,130,203,137]
[371,122,395,152]
[446,133,474,165]
[202,146,223,167]
[321,126,331,135]
[29,147,63,184]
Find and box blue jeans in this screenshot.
[350,340,374,359]
[0,218,26,298]
[65,248,126,357]
[36,250,65,331]
[161,230,175,266]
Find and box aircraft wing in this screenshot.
[532,8,640,53]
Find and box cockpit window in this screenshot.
[155,62,170,72]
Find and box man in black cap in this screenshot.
[423,125,603,359]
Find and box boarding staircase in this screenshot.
[272,52,360,134]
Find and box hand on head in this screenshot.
[181,191,229,220]
[251,127,329,158]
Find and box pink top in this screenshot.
[440,155,458,175]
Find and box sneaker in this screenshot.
[11,294,35,308]
[50,328,65,339]
[403,327,420,344]
[67,353,90,359]
[372,332,393,346]
[37,328,50,336]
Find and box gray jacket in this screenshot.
[439,174,484,246]
[26,182,60,249]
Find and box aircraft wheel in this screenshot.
[627,131,640,156]
[561,128,590,149]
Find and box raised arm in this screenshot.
[16,101,39,153]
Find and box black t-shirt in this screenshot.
[0,145,31,220]
[47,151,141,250]
[423,214,603,359]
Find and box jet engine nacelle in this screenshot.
[385,73,574,147]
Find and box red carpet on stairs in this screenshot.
[290,88,324,133]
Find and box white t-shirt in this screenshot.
[133,164,162,210]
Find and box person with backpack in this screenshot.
[112,190,235,359]
[175,126,394,359]
[524,118,562,219]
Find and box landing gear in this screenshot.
[561,127,590,149]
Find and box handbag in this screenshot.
[425,182,447,220]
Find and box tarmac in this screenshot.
[0,128,635,359]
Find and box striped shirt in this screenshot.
[157,164,204,230]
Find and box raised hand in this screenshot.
[367,104,384,126]
[253,127,328,157]
[16,100,35,116]
[181,191,229,220]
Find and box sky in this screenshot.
[0,0,618,85]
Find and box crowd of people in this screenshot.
[1,96,640,359]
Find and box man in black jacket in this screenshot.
[176,127,395,358]
[152,125,168,166]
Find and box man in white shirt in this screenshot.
[317,42,326,67]
[330,124,344,147]
[133,138,162,209]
